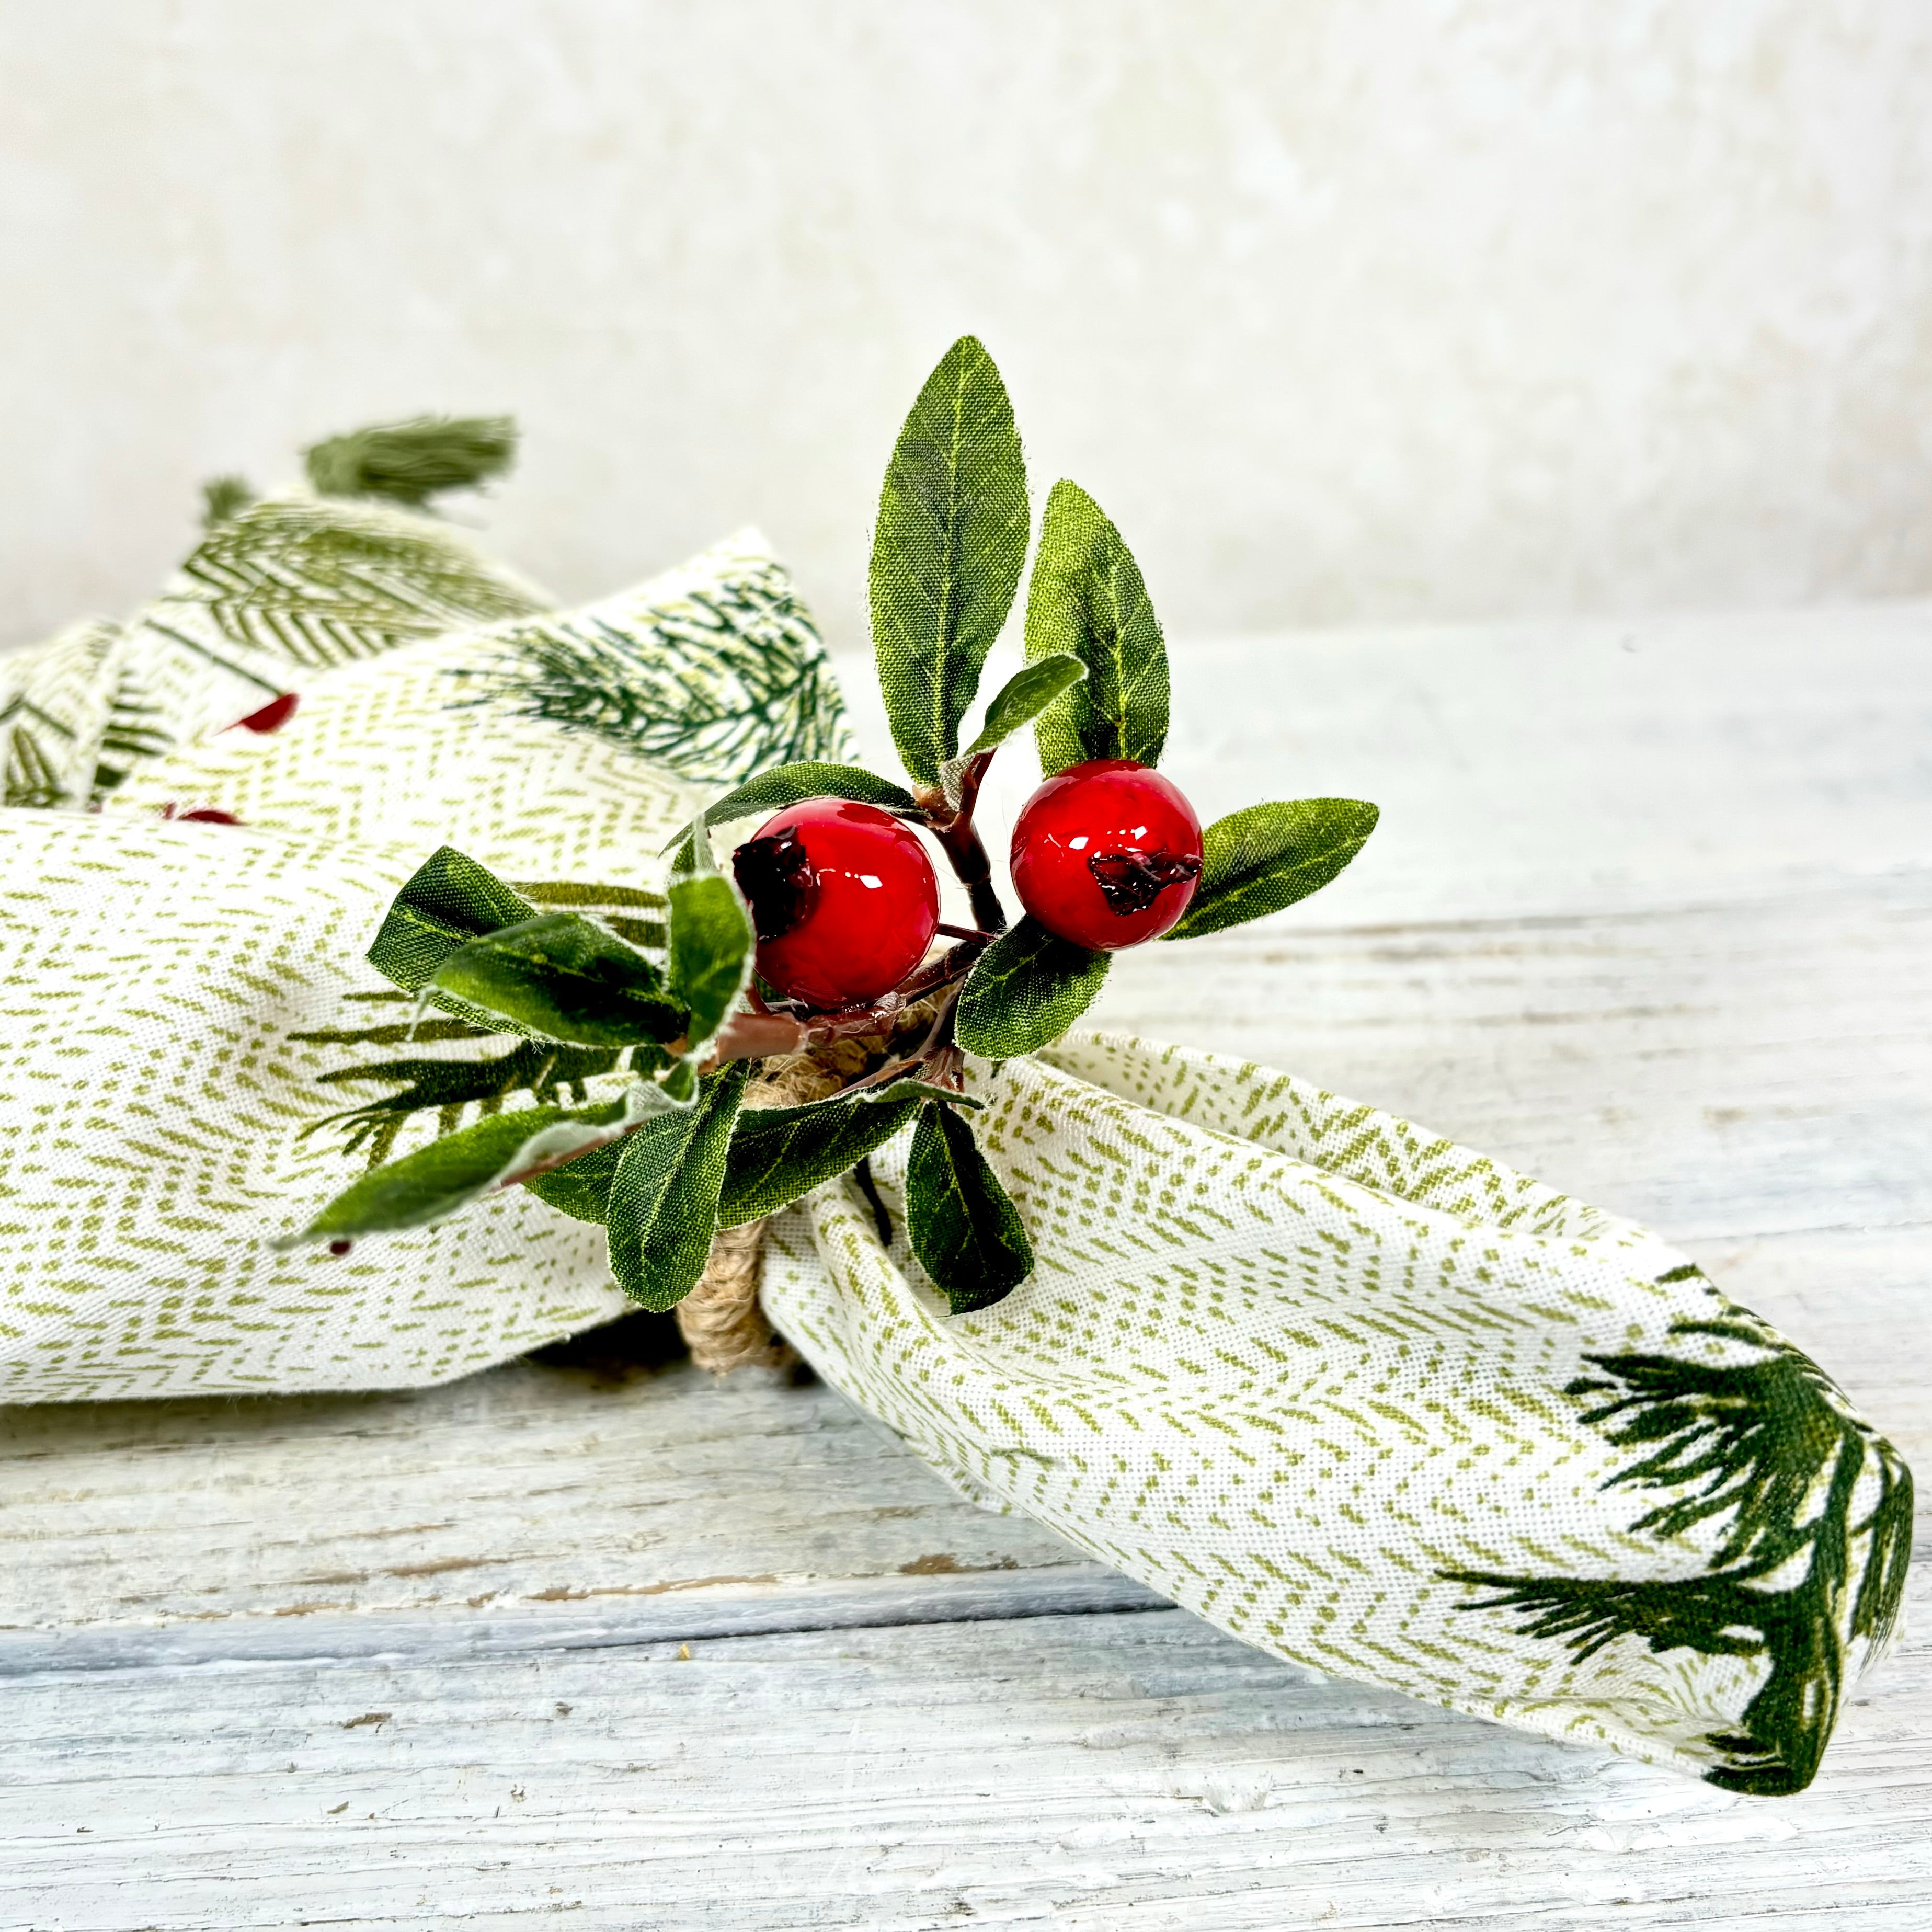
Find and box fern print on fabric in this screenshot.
[1443,1296,1912,1795]
[446,528,858,783]
[0,618,125,808]
[92,490,551,797]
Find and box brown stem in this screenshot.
[916,752,1008,938]
[704,1010,810,1063]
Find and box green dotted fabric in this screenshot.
[761,1035,1912,1794]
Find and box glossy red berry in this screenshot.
[732,797,940,1009]
[1010,759,1203,950]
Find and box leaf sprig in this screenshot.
[282,336,1379,1318]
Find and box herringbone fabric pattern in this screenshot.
[0,814,635,1400]
[761,1033,1910,1792]
[2,528,845,1398]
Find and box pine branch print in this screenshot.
[448,558,856,782]
[1445,1285,1913,1794]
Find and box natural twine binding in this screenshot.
[675,1051,843,1375]
[676,1015,938,1375]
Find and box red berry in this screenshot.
[158,803,245,826]
[1010,759,1203,950]
[732,798,939,1008]
[233,691,300,734]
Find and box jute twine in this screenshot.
[673,1043,858,1375]
[677,1000,943,1375]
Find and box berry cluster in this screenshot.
[731,758,1202,1013]
[287,336,1377,1320]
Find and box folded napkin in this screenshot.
[763,1033,1911,1794]
[2,488,548,811]
[0,523,848,1396]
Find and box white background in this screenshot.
[5,1,1931,653]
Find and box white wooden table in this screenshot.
[4,607,1928,1930]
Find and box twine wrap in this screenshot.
[674,1052,843,1374]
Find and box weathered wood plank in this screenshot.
[2,1585,1926,1931]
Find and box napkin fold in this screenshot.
[761,1033,1911,1794]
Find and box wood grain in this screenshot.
[3,605,1927,1928]
[3,1595,1927,1931]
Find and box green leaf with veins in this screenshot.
[870,336,1030,784]
[667,817,754,1053]
[367,845,546,1032]
[521,1137,623,1223]
[429,913,683,1047]
[1163,798,1379,940]
[905,1102,1034,1313]
[939,653,1088,805]
[662,762,916,866]
[273,1096,634,1249]
[954,917,1111,1059]
[1024,480,1168,774]
[605,1062,750,1308]
[718,1093,923,1228]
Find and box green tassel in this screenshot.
[200,474,256,528]
[303,414,518,509]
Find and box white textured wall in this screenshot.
[4,2,1931,653]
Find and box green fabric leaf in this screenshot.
[954,916,1111,1058]
[429,913,683,1048]
[605,1062,750,1309]
[905,1102,1034,1313]
[274,1097,628,1249]
[667,833,754,1053]
[521,1139,623,1224]
[962,653,1088,758]
[1163,798,1380,941]
[859,1080,984,1110]
[367,845,536,993]
[662,762,916,865]
[718,1092,922,1228]
[1023,480,1168,773]
[870,336,1030,784]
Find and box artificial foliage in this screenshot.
[280,338,1381,1318]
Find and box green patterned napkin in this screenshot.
[3,489,548,811]
[2,489,851,1394]
[762,1034,1911,1795]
